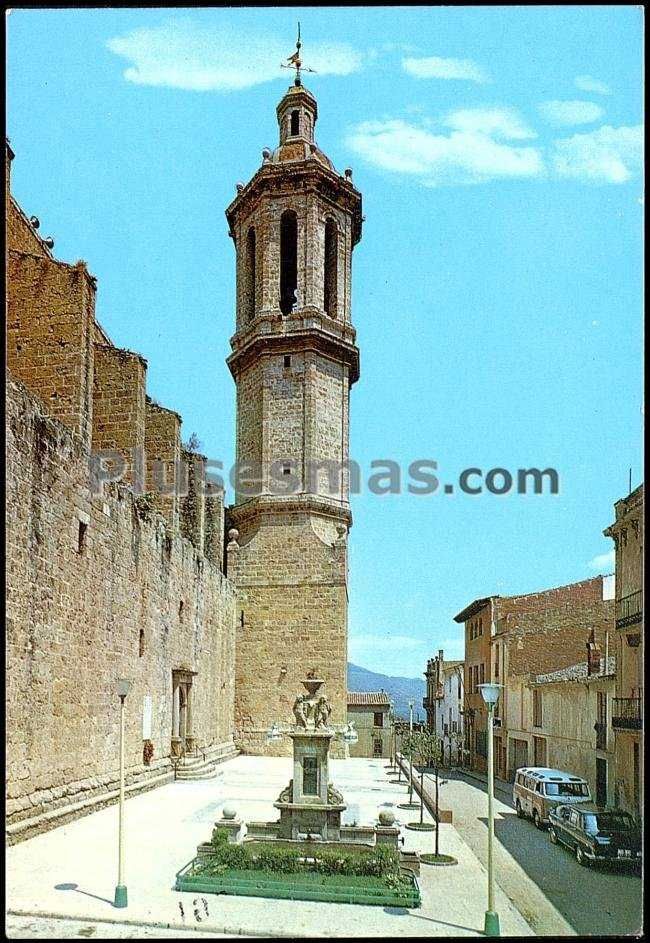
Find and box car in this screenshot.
[512,767,591,829]
[548,803,642,868]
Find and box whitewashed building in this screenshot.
[423,650,465,765]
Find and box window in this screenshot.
[77,520,88,554]
[302,756,319,795]
[290,110,300,136]
[283,355,291,369]
[532,689,542,728]
[545,781,589,797]
[494,643,499,679]
[373,711,384,728]
[479,618,483,636]
[280,210,298,315]
[324,219,338,318]
[373,738,382,757]
[479,663,485,685]
[245,227,256,322]
[139,628,145,657]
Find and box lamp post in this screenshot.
[114,678,132,909]
[408,699,414,803]
[479,682,502,937]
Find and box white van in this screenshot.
[513,767,591,828]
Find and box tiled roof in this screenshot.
[533,656,616,685]
[347,691,391,707]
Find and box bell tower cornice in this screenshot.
[226,149,362,248]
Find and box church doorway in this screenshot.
[171,668,197,757]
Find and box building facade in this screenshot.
[347,693,392,758]
[506,658,616,805]
[604,484,644,820]
[423,650,464,765]
[454,576,614,775]
[224,79,363,753]
[6,142,237,842]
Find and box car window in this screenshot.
[569,811,580,827]
[536,782,543,793]
[545,781,589,797]
[593,812,634,832]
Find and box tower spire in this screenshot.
[281,22,316,87]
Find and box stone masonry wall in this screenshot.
[7,250,96,445]
[226,512,348,755]
[92,344,147,485]
[6,377,236,832]
[144,398,181,529]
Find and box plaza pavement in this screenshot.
[6,755,533,937]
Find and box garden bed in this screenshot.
[175,861,420,907]
[175,834,420,907]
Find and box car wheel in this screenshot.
[516,800,524,819]
[549,827,558,845]
[533,809,543,830]
[576,846,590,867]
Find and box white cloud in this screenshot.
[445,107,536,139]
[538,100,604,126]
[402,55,488,83]
[107,20,363,92]
[552,124,643,183]
[588,549,615,572]
[575,75,612,96]
[346,112,544,186]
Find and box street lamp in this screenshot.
[114,678,132,908]
[479,682,502,938]
[408,699,414,804]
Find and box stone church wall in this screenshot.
[5,145,237,841]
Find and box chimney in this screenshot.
[586,628,602,677]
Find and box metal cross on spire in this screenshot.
[281,22,316,86]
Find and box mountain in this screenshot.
[347,662,426,721]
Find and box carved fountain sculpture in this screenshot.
[273,674,346,840]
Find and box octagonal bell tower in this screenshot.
[225,70,363,755]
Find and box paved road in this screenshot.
[430,771,643,937]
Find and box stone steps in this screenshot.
[175,746,238,781]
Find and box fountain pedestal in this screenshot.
[274,729,346,840]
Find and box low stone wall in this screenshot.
[396,754,454,824]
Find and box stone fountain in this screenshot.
[273,675,346,840]
[195,675,409,861]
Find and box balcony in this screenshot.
[616,589,643,629]
[612,697,643,731]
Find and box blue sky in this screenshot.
[7,7,643,680]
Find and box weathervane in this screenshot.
[281,22,316,86]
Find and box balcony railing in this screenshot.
[612,697,643,730]
[616,589,643,628]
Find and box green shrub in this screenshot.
[201,839,402,880]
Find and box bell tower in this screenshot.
[225,60,363,754]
